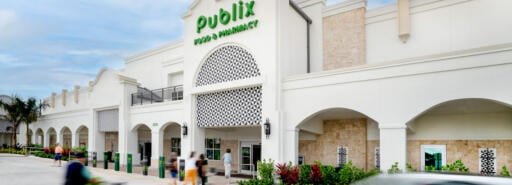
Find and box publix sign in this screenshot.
[194,0,258,46]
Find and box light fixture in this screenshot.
[182,122,188,136]
[264,118,271,138]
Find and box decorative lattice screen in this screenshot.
[196,45,260,86]
[375,147,380,170]
[196,86,262,127]
[479,148,496,176]
[337,146,348,167]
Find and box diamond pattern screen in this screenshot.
[196,45,261,86]
[479,148,496,176]
[196,86,262,127]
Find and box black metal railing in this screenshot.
[131,85,183,106]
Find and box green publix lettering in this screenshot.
[197,0,255,34]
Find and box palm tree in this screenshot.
[0,96,24,148]
[21,98,48,147]
[0,96,47,148]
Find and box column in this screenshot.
[71,132,78,148]
[151,131,162,168]
[379,126,407,172]
[44,132,50,147]
[57,132,62,145]
[283,128,299,164]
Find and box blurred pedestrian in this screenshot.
[64,152,100,185]
[54,143,63,167]
[223,148,232,182]
[196,154,207,185]
[168,152,178,185]
[184,151,197,185]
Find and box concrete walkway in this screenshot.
[0,153,248,185]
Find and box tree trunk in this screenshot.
[12,125,16,148]
[26,123,30,147]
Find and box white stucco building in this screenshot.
[23,0,512,175]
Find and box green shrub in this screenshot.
[387,162,402,174]
[441,160,469,173]
[237,178,273,185]
[299,165,312,184]
[425,165,436,172]
[338,161,366,185]
[319,164,338,185]
[257,159,274,182]
[406,163,417,172]
[501,166,510,177]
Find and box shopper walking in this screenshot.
[196,154,207,185]
[184,152,197,185]
[54,143,63,167]
[168,152,178,185]
[223,149,232,181]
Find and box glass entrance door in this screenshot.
[240,142,261,175]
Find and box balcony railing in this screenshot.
[131,85,183,106]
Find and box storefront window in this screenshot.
[421,145,446,171]
[171,138,181,156]
[205,138,221,160]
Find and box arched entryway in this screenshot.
[296,108,381,171]
[47,127,57,146]
[35,128,44,145]
[132,124,152,166]
[160,122,181,159]
[406,98,512,175]
[60,127,72,148]
[76,125,89,149]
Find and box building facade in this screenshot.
[23,0,512,175]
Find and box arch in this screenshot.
[194,44,260,87]
[75,125,89,148]
[131,123,152,133]
[404,98,512,125]
[295,107,381,169]
[35,128,44,145]
[60,126,72,135]
[60,126,72,147]
[160,122,182,158]
[159,122,181,133]
[296,107,380,129]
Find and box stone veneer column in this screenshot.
[379,126,407,172]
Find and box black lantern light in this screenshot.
[182,122,188,136]
[264,118,271,138]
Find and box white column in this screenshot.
[283,128,299,164]
[379,126,407,172]
[71,132,78,148]
[44,132,50,147]
[151,131,161,168]
[57,132,62,145]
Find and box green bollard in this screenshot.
[103,152,108,169]
[92,152,97,167]
[127,154,132,174]
[114,153,120,171]
[85,152,88,166]
[159,156,165,179]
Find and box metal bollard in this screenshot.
[103,152,108,169]
[92,152,97,167]
[159,156,165,178]
[127,154,132,173]
[114,153,120,171]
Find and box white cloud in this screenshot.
[0,54,28,67]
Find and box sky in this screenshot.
[0,0,394,100]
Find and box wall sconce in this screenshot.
[182,122,188,136]
[264,118,271,139]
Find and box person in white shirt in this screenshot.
[222,148,232,180]
[184,152,197,185]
